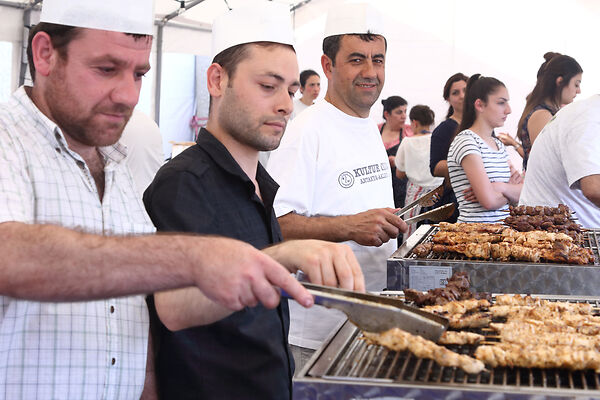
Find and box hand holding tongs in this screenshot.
[282,282,448,341]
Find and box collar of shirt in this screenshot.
[195,127,279,207]
[15,86,128,168]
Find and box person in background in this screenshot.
[267,3,407,371]
[429,72,467,223]
[0,0,319,398]
[395,105,443,238]
[447,74,523,223]
[512,52,582,169]
[379,96,409,239]
[291,69,321,119]
[143,4,363,399]
[120,108,164,196]
[519,95,600,228]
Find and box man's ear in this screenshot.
[321,54,334,80]
[206,63,228,98]
[31,32,55,78]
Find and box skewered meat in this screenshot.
[363,328,485,374]
[475,343,600,372]
[424,299,490,315]
[412,242,433,258]
[438,222,505,234]
[438,331,484,345]
[433,231,503,245]
[447,312,491,329]
[431,240,593,264]
[509,204,571,217]
[404,272,490,306]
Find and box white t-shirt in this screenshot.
[267,99,396,349]
[290,98,311,120]
[520,95,600,228]
[395,134,443,188]
[448,129,510,223]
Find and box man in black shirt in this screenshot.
[143,3,364,399]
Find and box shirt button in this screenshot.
[111,358,116,365]
[110,306,115,313]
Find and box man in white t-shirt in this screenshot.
[519,95,600,228]
[291,69,320,119]
[267,3,407,370]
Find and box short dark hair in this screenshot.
[381,96,407,119]
[212,41,295,82]
[409,104,435,127]
[209,41,296,111]
[322,33,387,66]
[27,22,151,82]
[299,69,319,88]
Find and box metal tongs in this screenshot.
[395,184,444,218]
[394,184,455,226]
[283,282,448,341]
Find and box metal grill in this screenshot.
[386,226,600,295]
[405,227,600,266]
[296,296,600,398]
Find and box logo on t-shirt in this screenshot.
[338,171,355,188]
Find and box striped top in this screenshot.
[448,129,510,223]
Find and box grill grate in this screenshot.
[320,297,600,391]
[405,227,600,265]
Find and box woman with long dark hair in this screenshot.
[379,96,412,211]
[447,74,523,223]
[429,73,468,222]
[515,52,582,169]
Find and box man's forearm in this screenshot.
[154,288,232,330]
[0,221,196,301]
[581,175,600,208]
[277,212,352,242]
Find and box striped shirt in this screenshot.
[448,129,510,223]
[0,87,155,400]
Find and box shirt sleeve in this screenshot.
[395,139,407,171]
[0,127,34,224]
[266,121,318,218]
[561,119,600,189]
[452,132,481,165]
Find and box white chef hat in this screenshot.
[324,2,385,39]
[211,1,294,59]
[40,0,154,35]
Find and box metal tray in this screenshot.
[294,294,600,399]
[386,225,600,295]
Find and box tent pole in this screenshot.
[154,23,164,125]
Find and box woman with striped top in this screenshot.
[447,74,523,223]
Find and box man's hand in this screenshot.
[190,237,314,310]
[344,208,407,247]
[264,240,365,292]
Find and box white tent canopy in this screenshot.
[1,0,600,162]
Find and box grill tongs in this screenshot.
[285,282,448,341]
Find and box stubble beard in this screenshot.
[218,89,285,152]
[44,64,132,147]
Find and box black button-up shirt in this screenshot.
[143,128,293,400]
